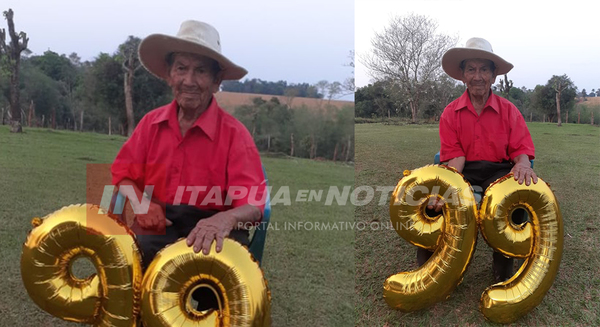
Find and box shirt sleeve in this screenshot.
[111,115,150,187]
[507,106,535,161]
[226,130,267,219]
[439,109,465,162]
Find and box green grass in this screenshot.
[0,126,354,326]
[354,122,600,326]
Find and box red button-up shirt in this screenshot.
[439,90,535,163]
[111,97,266,214]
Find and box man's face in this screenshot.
[461,58,496,98]
[166,53,222,112]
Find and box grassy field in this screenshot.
[354,122,600,326]
[0,125,354,326]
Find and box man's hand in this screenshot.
[511,162,538,186]
[186,213,237,255]
[134,201,172,231]
[426,197,445,213]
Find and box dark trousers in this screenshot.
[135,205,250,310]
[417,161,525,281]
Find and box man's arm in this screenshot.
[447,156,466,173]
[511,154,538,186]
[186,204,261,254]
[117,178,172,230]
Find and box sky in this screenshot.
[356,0,599,93]
[2,0,354,99]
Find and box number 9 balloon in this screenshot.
[20,204,142,326]
[385,165,478,311]
[141,238,271,327]
[478,174,563,323]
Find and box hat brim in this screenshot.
[138,34,248,81]
[441,48,513,80]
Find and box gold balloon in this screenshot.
[385,165,478,311]
[141,238,271,327]
[20,204,143,326]
[478,174,563,324]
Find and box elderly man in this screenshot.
[421,38,537,282]
[111,20,266,274]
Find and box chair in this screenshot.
[110,166,271,266]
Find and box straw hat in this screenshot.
[138,20,247,81]
[441,37,513,80]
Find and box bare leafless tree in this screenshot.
[343,50,354,95]
[0,9,29,133]
[361,14,456,123]
[119,36,142,136]
[551,74,573,127]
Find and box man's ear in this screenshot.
[212,70,224,93]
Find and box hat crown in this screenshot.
[464,37,493,53]
[176,20,222,53]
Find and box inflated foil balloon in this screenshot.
[20,204,143,326]
[385,165,478,311]
[141,238,271,327]
[478,174,563,323]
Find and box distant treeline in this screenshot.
[234,97,354,162]
[222,79,323,99]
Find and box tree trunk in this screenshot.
[124,68,135,136]
[27,100,33,127]
[290,133,294,157]
[8,69,22,133]
[79,109,84,132]
[1,107,4,125]
[592,111,595,125]
[410,102,417,123]
[41,115,45,127]
[530,112,532,122]
[556,91,562,126]
[333,143,338,162]
[565,110,568,124]
[267,134,271,152]
[3,9,28,133]
[345,139,351,162]
[578,112,580,124]
[109,116,112,135]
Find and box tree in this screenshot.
[327,81,342,102]
[531,77,576,123]
[551,74,574,126]
[498,75,513,99]
[343,50,355,95]
[361,14,456,123]
[29,50,80,130]
[119,36,142,136]
[590,89,596,97]
[0,9,29,133]
[581,88,587,99]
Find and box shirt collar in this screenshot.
[151,97,219,141]
[454,89,500,114]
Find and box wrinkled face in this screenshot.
[461,58,496,98]
[166,52,222,112]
